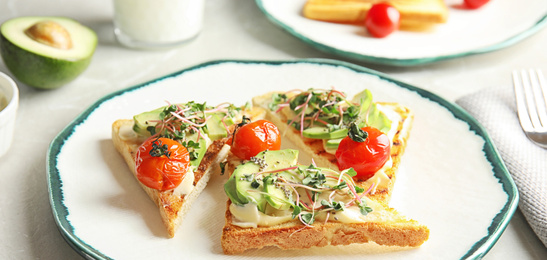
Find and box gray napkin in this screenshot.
[456,85,547,247]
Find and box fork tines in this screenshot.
[512,69,547,132]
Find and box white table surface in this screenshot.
[0,0,546,259]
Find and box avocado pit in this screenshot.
[24,20,73,50]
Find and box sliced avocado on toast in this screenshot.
[225,149,299,212]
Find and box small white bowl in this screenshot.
[0,71,18,158]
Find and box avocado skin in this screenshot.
[0,33,93,89]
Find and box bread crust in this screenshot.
[222,199,429,254]
[112,119,230,237]
[252,91,414,204]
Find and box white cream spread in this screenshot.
[230,196,392,228]
[230,203,293,228]
[172,166,195,196]
[119,123,140,142]
[377,104,402,144]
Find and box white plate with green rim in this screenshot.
[255,0,547,66]
[47,59,517,259]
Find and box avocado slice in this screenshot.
[230,162,268,211]
[133,106,165,135]
[0,16,97,89]
[224,149,299,212]
[263,172,297,210]
[352,89,391,133]
[224,176,246,206]
[186,133,207,168]
[205,113,233,140]
[302,126,348,140]
[323,138,342,154]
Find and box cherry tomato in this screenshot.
[464,0,490,9]
[231,119,281,160]
[365,3,400,38]
[335,127,391,181]
[135,137,190,191]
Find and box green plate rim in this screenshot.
[46,59,518,259]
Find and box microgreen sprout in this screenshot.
[270,88,359,136]
[144,101,245,163]
[238,161,375,227]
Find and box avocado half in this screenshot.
[0,16,97,89]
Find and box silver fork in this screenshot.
[512,69,547,148]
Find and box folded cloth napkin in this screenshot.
[456,84,547,247]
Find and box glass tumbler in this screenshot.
[113,0,205,49]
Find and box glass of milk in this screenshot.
[112,0,205,49]
[0,71,19,158]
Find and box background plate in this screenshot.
[256,0,547,66]
[47,59,517,259]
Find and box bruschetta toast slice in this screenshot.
[111,102,265,237]
[252,89,413,204]
[221,149,429,254]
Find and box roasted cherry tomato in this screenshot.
[335,126,391,181]
[365,3,400,38]
[464,0,490,9]
[231,119,281,160]
[135,137,190,191]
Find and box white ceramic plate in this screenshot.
[256,0,547,66]
[47,59,517,259]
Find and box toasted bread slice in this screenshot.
[252,91,413,204]
[112,106,266,237]
[303,0,448,30]
[220,151,429,254]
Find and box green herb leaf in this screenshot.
[292,205,302,219]
[186,140,200,149]
[321,200,345,211]
[172,129,186,140]
[149,139,171,158]
[358,198,373,216]
[189,151,198,161]
[251,179,261,189]
[219,162,226,175]
[332,181,348,190]
[269,93,288,110]
[146,125,157,136]
[300,213,315,225]
[347,122,368,142]
[160,105,178,119]
[346,105,359,119]
[289,94,309,111]
[333,201,344,211]
[182,140,200,161]
[342,168,358,177]
[301,166,326,188]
